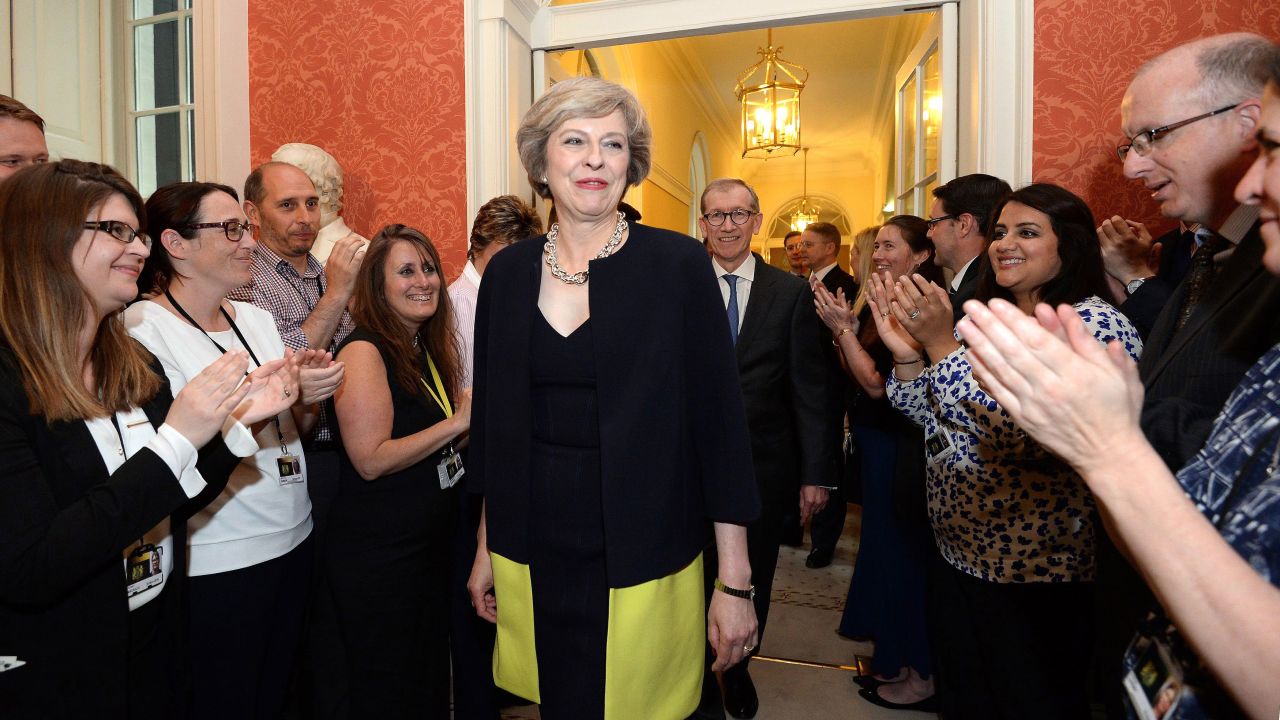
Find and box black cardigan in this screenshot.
[0,344,238,718]
[470,223,759,587]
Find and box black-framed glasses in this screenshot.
[702,208,757,227]
[178,220,258,241]
[926,214,959,230]
[84,220,151,249]
[1116,104,1238,161]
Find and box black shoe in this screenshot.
[805,547,833,569]
[722,668,759,719]
[851,674,886,690]
[858,687,939,713]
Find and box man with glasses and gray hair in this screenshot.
[690,178,837,720]
[1093,33,1280,718]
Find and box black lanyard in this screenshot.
[275,262,324,312]
[163,290,290,452]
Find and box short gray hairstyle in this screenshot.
[516,77,652,200]
[1137,34,1280,108]
[700,178,760,213]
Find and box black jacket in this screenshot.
[470,224,759,588]
[0,345,237,718]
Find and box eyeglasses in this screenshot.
[701,208,757,227]
[84,220,151,249]
[926,214,959,230]
[177,220,258,241]
[1115,104,1238,161]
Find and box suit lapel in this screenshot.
[1144,225,1264,384]
[736,259,777,357]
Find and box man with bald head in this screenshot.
[1092,34,1280,719]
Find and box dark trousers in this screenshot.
[188,536,314,720]
[927,553,1093,720]
[691,505,785,718]
[295,448,345,719]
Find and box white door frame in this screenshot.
[465,0,1034,221]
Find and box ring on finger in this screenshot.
[908,308,921,320]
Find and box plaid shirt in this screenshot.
[228,243,354,442]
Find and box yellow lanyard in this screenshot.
[419,352,453,419]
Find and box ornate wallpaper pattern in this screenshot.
[1033,0,1280,232]
[248,0,469,274]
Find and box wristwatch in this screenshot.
[714,578,756,600]
[1125,276,1154,295]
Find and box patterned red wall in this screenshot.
[247,0,468,274]
[1033,0,1280,231]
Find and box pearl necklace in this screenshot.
[544,211,628,285]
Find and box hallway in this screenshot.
[500,506,937,719]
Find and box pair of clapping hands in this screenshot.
[164,349,345,449]
[812,271,955,364]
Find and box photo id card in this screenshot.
[125,543,164,597]
[438,448,464,489]
[277,453,304,485]
[925,428,956,461]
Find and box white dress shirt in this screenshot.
[448,259,482,389]
[713,253,756,329]
[810,261,838,283]
[950,256,978,293]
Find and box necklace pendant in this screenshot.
[543,210,628,286]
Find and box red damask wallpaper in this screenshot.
[1033,0,1280,232]
[247,0,468,274]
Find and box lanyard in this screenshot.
[419,349,453,419]
[163,290,290,453]
[275,262,324,311]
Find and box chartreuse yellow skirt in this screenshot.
[490,552,705,720]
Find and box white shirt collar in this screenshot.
[950,256,978,292]
[713,253,757,282]
[462,259,482,288]
[811,262,838,281]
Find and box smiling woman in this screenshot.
[326,224,468,717]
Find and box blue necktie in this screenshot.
[724,274,740,345]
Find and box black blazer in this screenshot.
[950,255,985,322]
[0,345,237,718]
[470,224,759,588]
[1139,224,1280,470]
[733,256,838,510]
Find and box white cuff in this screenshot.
[152,424,206,499]
[220,415,260,458]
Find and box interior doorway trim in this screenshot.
[465,0,1032,220]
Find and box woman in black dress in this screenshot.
[466,77,759,719]
[328,225,469,718]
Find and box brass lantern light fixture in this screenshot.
[790,147,820,232]
[735,29,808,159]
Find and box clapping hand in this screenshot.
[865,271,923,362]
[957,298,1145,481]
[295,348,344,405]
[891,273,957,359]
[164,350,255,447]
[813,283,859,336]
[231,352,301,427]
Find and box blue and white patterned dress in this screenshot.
[887,296,1143,583]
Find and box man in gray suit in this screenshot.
[691,178,838,720]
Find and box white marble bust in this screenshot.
[270,142,368,265]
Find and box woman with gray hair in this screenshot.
[465,76,759,718]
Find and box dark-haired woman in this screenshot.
[814,216,942,711]
[124,181,343,719]
[0,161,297,718]
[327,225,469,718]
[872,183,1142,718]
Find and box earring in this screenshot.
[540,176,547,183]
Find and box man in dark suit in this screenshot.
[925,173,1011,322]
[1095,34,1280,718]
[1097,219,1196,340]
[691,179,838,720]
[798,221,856,569]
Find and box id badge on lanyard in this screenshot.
[125,542,164,597]
[1122,632,1185,720]
[421,350,462,489]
